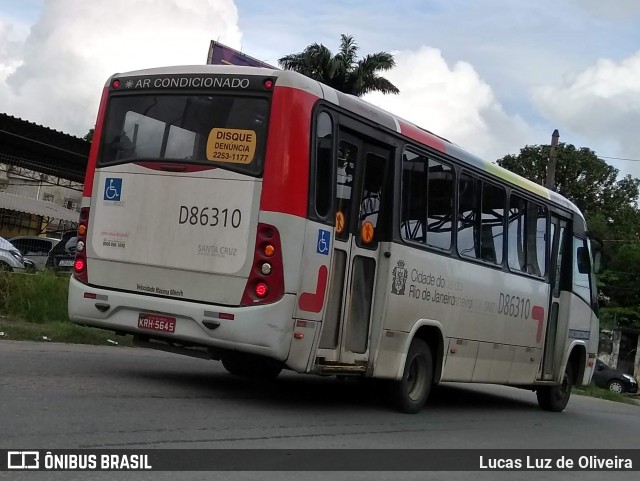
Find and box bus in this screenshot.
[68,65,600,413]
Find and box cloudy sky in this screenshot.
[1,0,639,178]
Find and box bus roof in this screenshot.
[109,65,584,219]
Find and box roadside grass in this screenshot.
[0,271,132,346]
[574,383,639,406]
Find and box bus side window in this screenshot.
[572,236,591,303]
[401,150,428,243]
[507,195,547,277]
[313,112,334,221]
[336,140,358,240]
[426,159,453,250]
[400,150,453,250]
[457,174,504,264]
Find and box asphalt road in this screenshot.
[1,340,638,481]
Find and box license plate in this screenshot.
[138,313,176,333]
[58,259,74,267]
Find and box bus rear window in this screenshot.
[99,94,269,176]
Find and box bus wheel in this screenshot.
[536,365,573,412]
[389,338,433,414]
[221,355,282,380]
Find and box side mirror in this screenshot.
[577,246,590,274]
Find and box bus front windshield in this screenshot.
[99,94,269,176]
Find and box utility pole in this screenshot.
[545,129,560,190]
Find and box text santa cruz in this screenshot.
[124,76,251,90]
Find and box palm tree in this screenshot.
[278,34,399,96]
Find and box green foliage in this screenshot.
[0,319,132,346]
[83,128,94,142]
[575,383,638,405]
[0,271,132,345]
[0,271,69,323]
[279,34,399,96]
[598,307,640,330]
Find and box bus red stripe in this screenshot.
[398,119,447,153]
[83,87,109,197]
[260,86,318,217]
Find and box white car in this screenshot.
[9,236,60,271]
[0,237,27,272]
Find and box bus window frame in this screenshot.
[308,108,337,225]
[400,146,456,255]
[456,168,507,268]
[97,90,273,178]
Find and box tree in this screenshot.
[278,34,399,96]
[83,129,94,143]
[497,143,640,329]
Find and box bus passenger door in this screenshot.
[317,131,391,367]
[541,215,568,380]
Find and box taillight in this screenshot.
[74,258,85,273]
[73,207,90,283]
[255,282,268,298]
[240,223,285,306]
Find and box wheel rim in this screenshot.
[407,355,427,401]
[609,381,623,393]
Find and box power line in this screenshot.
[598,155,640,162]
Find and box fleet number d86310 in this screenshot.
[178,206,242,228]
[498,293,531,319]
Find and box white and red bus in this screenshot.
[69,65,600,413]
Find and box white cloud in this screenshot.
[364,46,535,162]
[534,51,640,176]
[0,19,23,81]
[0,0,242,136]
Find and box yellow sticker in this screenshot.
[206,128,256,164]
[361,221,375,244]
[336,211,345,234]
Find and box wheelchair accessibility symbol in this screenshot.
[316,229,330,255]
[104,178,122,201]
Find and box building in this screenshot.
[0,113,89,238]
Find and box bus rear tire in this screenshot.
[221,354,282,380]
[389,338,433,414]
[536,365,573,412]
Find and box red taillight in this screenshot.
[240,223,285,306]
[255,282,268,298]
[73,206,90,283]
[264,79,273,89]
[112,79,120,89]
[74,258,85,273]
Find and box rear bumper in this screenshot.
[68,276,297,361]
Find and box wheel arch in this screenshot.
[401,320,445,383]
[563,342,587,386]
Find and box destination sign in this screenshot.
[111,74,272,91]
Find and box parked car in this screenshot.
[9,236,60,271]
[46,231,78,273]
[0,236,27,272]
[23,258,37,273]
[592,359,638,394]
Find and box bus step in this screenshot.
[317,363,367,375]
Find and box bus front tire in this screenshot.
[389,339,433,414]
[536,365,573,412]
[221,354,282,380]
